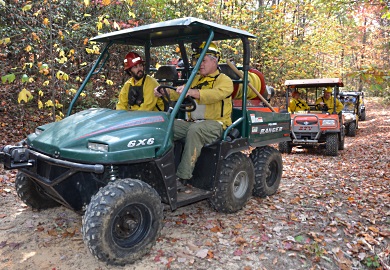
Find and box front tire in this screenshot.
[210,152,254,213]
[82,179,163,266]
[250,146,283,197]
[15,172,60,210]
[325,133,338,156]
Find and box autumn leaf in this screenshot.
[43,18,49,26]
[210,226,222,233]
[235,236,246,245]
[45,100,54,107]
[22,4,32,12]
[56,71,69,81]
[72,24,80,30]
[0,37,11,45]
[102,0,110,5]
[32,32,40,41]
[1,73,16,83]
[96,21,103,31]
[18,88,33,103]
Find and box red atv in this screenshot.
[279,78,345,156]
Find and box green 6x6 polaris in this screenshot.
[0,17,290,265]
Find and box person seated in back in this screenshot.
[288,89,309,113]
[116,52,165,111]
[315,87,343,114]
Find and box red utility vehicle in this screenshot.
[279,78,345,156]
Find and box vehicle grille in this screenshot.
[296,120,317,125]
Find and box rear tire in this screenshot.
[82,179,163,265]
[210,152,254,213]
[347,121,356,137]
[278,141,292,154]
[325,133,338,156]
[360,111,366,121]
[15,172,60,210]
[250,146,283,197]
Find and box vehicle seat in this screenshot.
[154,65,178,85]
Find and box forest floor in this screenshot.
[0,98,389,270]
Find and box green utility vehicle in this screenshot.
[338,92,366,136]
[338,92,360,136]
[279,78,345,156]
[0,17,290,265]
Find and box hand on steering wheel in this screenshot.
[155,85,197,112]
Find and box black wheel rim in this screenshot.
[112,203,152,248]
[266,160,278,186]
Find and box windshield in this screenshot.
[340,96,357,112]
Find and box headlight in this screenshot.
[343,113,353,121]
[88,142,108,152]
[322,119,336,126]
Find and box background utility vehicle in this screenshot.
[338,92,363,137]
[339,91,366,121]
[0,17,290,265]
[279,78,345,156]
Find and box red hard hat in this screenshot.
[124,52,144,70]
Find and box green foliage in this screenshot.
[363,255,381,268]
[0,0,389,125]
[1,74,15,83]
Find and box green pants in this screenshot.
[174,119,223,180]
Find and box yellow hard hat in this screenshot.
[325,87,333,93]
[192,41,221,61]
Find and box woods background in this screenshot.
[0,0,389,142]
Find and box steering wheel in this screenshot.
[156,85,197,112]
[315,103,329,112]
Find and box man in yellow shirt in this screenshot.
[288,89,309,113]
[315,87,344,114]
[154,42,233,187]
[116,52,165,111]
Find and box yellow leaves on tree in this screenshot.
[96,21,103,31]
[56,71,69,81]
[45,100,54,107]
[18,88,33,103]
[39,63,50,75]
[25,45,32,52]
[43,18,49,26]
[86,45,100,55]
[22,4,32,12]
[102,0,111,5]
[72,24,80,31]
[32,32,40,41]
[0,37,11,45]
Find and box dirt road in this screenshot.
[0,99,389,270]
